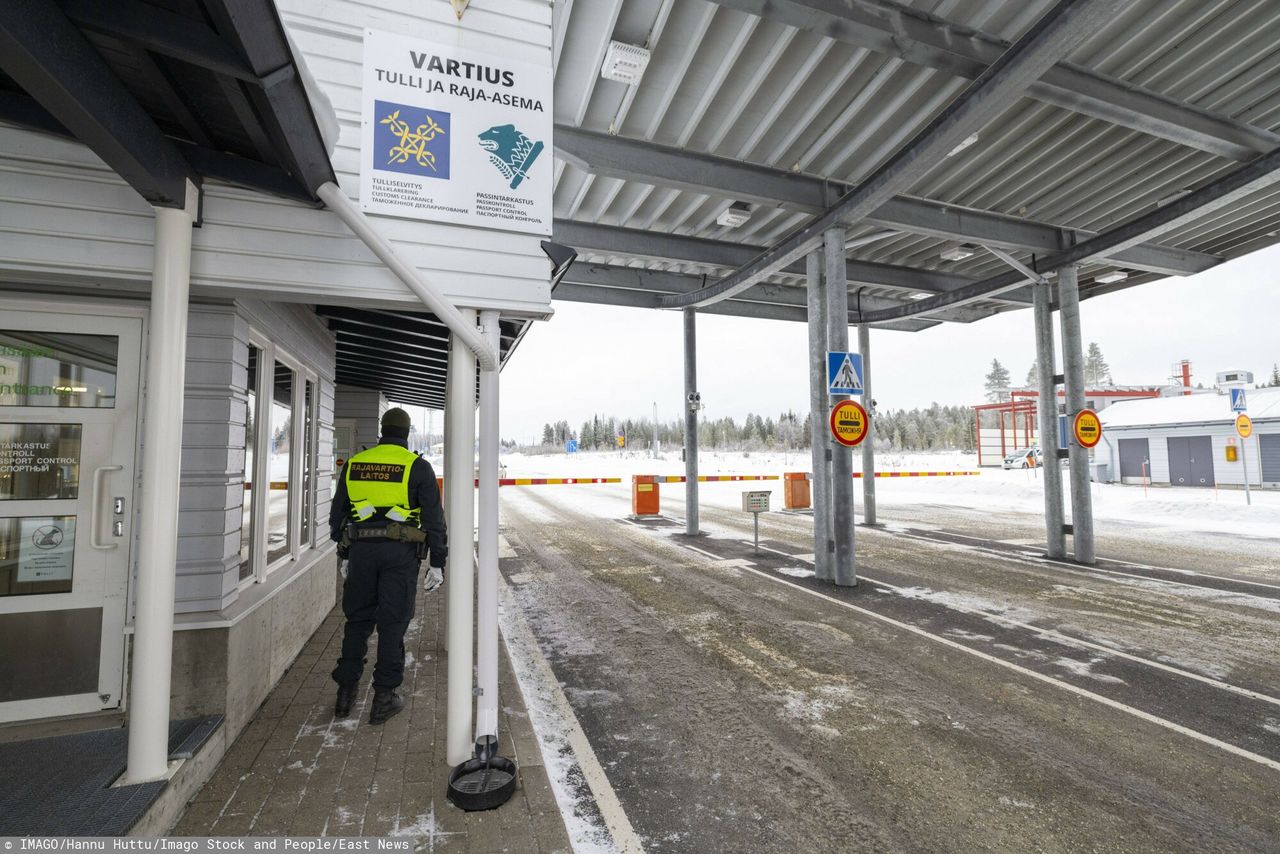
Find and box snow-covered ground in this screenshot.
[495,449,1280,539]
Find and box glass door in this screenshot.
[0,304,141,723]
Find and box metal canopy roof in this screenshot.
[0,0,337,206]
[317,307,525,410]
[550,0,1280,329]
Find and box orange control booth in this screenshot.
[632,474,660,516]
[783,472,811,509]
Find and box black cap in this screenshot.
[382,407,412,438]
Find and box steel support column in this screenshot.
[126,181,196,783]
[806,250,833,582]
[683,308,700,536]
[1032,282,1066,558]
[803,247,834,581]
[857,323,876,525]
[474,311,502,744]
[1057,266,1095,564]
[825,229,856,587]
[445,309,477,767]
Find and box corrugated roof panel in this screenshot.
[551,0,1280,323]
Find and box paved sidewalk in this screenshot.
[172,575,572,852]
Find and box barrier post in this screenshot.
[632,475,660,517]
[783,472,811,509]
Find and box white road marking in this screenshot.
[861,571,1280,711]
[499,575,644,854]
[729,563,1280,775]
[733,536,1280,711]
[900,528,1280,595]
[681,542,727,562]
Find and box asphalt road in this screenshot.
[499,483,1280,853]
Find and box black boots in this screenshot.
[369,689,404,725]
[335,683,403,723]
[334,682,358,718]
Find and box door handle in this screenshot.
[91,465,124,550]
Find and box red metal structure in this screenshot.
[974,389,1161,466]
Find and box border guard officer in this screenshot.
[329,407,447,724]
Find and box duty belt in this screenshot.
[346,521,428,544]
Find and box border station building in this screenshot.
[1098,387,1280,488]
[0,0,553,796]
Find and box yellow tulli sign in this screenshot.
[829,400,869,447]
[1072,409,1102,448]
[1235,413,1253,439]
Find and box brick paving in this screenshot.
[172,578,573,853]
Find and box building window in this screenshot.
[239,337,323,587]
[267,362,294,565]
[0,330,118,408]
[302,379,316,547]
[239,345,261,581]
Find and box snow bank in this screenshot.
[498,450,1280,538]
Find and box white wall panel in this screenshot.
[1104,422,1277,489]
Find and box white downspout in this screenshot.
[474,310,501,745]
[445,311,477,766]
[126,180,198,783]
[315,182,497,370]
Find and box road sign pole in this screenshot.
[858,322,876,525]
[1058,265,1096,565]
[806,249,834,583]
[1033,279,1066,558]
[825,227,856,587]
[683,307,700,535]
[1243,436,1252,506]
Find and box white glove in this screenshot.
[423,566,444,592]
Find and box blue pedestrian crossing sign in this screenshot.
[827,351,864,395]
[1231,388,1247,413]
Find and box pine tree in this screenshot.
[541,423,554,445]
[1271,363,1280,387]
[1084,342,1112,387]
[984,358,1011,402]
[1025,359,1039,387]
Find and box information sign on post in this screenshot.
[360,30,553,235]
[1235,414,1253,506]
[827,352,864,395]
[1231,388,1248,413]
[742,490,771,552]
[829,401,869,447]
[1072,409,1102,449]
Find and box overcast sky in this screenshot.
[477,244,1280,443]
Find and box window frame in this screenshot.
[267,348,302,575]
[300,375,320,549]
[240,334,325,587]
[240,333,271,589]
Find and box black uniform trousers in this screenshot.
[331,539,420,691]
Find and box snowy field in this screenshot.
[492,449,1280,539]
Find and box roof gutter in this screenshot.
[317,181,498,370]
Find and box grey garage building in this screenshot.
[1098,388,1280,489]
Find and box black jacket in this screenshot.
[330,437,448,568]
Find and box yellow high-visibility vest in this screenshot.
[344,443,419,523]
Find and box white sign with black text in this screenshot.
[15,516,75,583]
[360,30,553,236]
